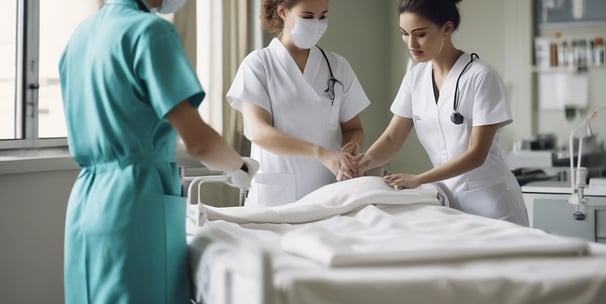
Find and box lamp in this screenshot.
[568,105,606,220]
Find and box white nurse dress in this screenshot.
[390,53,528,226]
[227,38,370,206]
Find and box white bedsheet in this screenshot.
[280,204,588,267]
[190,176,588,267]
[187,214,606,304]
[187,176,606,304]
[191,176,443,224]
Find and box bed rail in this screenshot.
[186,175,273,304]
[188,231,273,304]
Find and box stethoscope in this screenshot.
[450,52,479,125]
[267,45,341,126]
[317,46,342,105]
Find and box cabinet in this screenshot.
[522,183,606,243]
[536,0,606,29]
[530,0,606,148]
[533,0,606,69]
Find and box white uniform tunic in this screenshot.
[390,53,528,226]
[227,38,370,206]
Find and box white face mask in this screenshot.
[289,17,328,49]
[154,0,187,14]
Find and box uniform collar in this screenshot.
[105,0,151,11]
[448,52,473,81]
[269,38,321,80]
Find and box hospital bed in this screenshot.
[185,176,606,304]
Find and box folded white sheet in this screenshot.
[280,204,589,267]
[193,176,442,225]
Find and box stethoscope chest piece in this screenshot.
[450,112,464,125]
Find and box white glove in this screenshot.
[226,157,259,190]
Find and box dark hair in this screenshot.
[399,0,462,30]
[261,0,303,34]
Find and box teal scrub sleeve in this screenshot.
[135,21,205,118]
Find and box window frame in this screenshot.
[1,0,67,150]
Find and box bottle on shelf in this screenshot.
[595,37,605,66]
[558,40,569,67]
[587,39,595,67]
[574,39,587,68]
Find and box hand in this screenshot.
[354,153,372,177]
[337,153,361,181]
[384,173,421,190]
[340,141,360,156]
[318,148,356,180]
[226,157,260,190]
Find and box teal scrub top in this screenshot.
[59,0,203,303]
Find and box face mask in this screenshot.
[289,17,328,49]
[154,0,187,14]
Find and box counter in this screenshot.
[522,180,606,244]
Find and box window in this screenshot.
[0,1,17,141]
[0,0,97,149]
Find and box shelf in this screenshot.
[533,65,606,73]
[538,21,606,31]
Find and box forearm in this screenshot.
[189,127,244,172]
[365,116,413,170]
[416,150,484,184]
[342,127,364,152]
[341,116,365,152]
[416,124,498,184]
[168,101,243,172]
[248,124,326,160]
[364,134,403,170]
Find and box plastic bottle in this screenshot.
[559,40,569,66]
[569,40,577,67]
[587,39,595,67]
[576,39,587,67]
[550,42,558,67]
[595,37,605,66]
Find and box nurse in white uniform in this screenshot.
[227,0,370,206]
[356,0,528,226]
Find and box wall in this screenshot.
[320,0,534,173]
[319,0,433,174]
[455,0,534,152]
[0,167,78,304]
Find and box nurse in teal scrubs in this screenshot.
[59,0,255,303]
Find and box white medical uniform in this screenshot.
[227,38,370,206]
[390,53,529,226]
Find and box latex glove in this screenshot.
[226,157,260,190]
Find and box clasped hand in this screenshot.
[225,157,260,190]
[333,148,422,189]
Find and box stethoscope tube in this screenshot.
[451,52,479,125]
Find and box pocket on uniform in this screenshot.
[456,182,515,220]
[254,173,296,206]
[163,195,186,250]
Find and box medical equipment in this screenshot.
[568,105,606,220]
[451,52,479,125]
[186,176,606,304]
[317,46,342,105]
